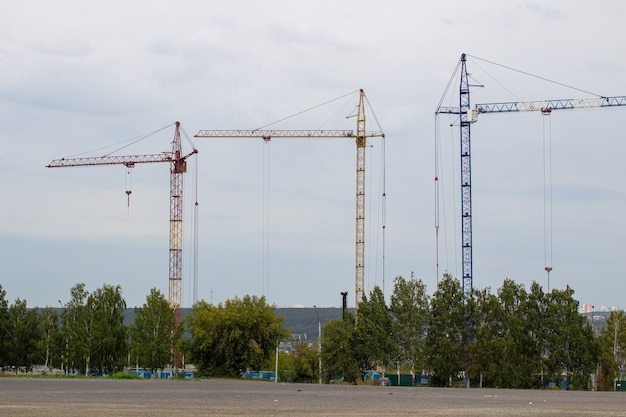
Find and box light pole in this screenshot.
[592,305,598,391]
[313,305,322,384]
[58,300,67,374]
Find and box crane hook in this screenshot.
[125,166,133,212]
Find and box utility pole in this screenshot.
[314,305,322,384]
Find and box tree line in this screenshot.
[323,274,625,390]
[1,277,624,390]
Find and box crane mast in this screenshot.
[355,91,367,310]
[47,122,198,325]
[169,123,186,325]
[195,89,383,316]
[437,53,626,298]
[458,54,473,298]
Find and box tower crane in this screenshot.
[195,89,384,316]
[46,121,198,326]
[436,53,626,297]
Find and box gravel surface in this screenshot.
[1,377,625,416]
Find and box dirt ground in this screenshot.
[1,377,625,416]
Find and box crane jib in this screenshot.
[436,96,626,115]
[46,153,175,168]
[194,130,384,139]
[437,96,626,115]
[476,96,626,113]
[194,129,357,138]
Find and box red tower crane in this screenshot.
[46,121,198,326]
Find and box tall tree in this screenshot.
[288,340,320,383]
[354,286,395,376]
[60,283,89,373]
[37,307,60,368]
[188,295,289,377]
[60,283,127,374]
[87,284,127,374]
[599,309,625,390]
[389,275,429,380]
[320,313,360,384]
[524,281,550,388]
[543,286,596,389]
[493,278,537,388]
[4,298,40,369]
[130,288,179,372]
[465,286,500,388]
[425,274,469,386]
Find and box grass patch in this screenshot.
[110,372,143,380]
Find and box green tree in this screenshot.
[4,298,40,369]
[466,286,500,388]
[87,284,127,374]
[37,307,60,368]
[289,340,320,383]
[60,283,89,373]
[354,286,395,376]
[130,288,179,372]
[599,310,625,389]
[524,282,550,388]
[493,278,538,388]
[425,274,469,386]
[389,275,430,380]
[321,313,360,384]
[543,286,596,390]
[60,283,127,375]
[188,295,289,377]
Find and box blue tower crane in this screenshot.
[437,53,626,298]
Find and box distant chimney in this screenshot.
[341,291,348,320]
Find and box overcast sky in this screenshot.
[1,0,624,310]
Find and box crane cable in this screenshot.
[542,110,553,291]
[192,147,199,306]
[434,62,462,288]
[179,125,200,306]
[125,166,133,213]
[254,90,360,130]
[381,128,386,296]
[467,54,605,98]
[101,123,176,158]
[183,150,199,307]
[362,93,386,296]
[262,139,271,299]
[434,114,441,289]
[369,127,387,295]
[433,113,456,289]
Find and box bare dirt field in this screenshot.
[1,377,625,416]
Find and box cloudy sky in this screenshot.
[1,0,624,310]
